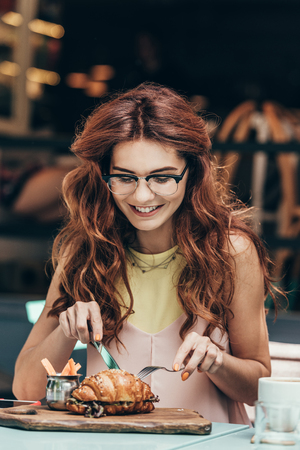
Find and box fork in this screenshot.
[136,365,184,380]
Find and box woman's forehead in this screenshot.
[111,140,184,168]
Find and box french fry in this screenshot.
[41,358,56,376]
[61,359,81,375]
[42,357,81,376]
[61,361,71,376]
[68,358,76,375]
[74,363,81,373]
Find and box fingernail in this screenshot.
[174,363,179,372]
[95,334,101,341]
[182,372,190,381]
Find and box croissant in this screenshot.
[66,369,159,417]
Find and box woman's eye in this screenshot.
[117,177,135,184]
[152,177,171,184]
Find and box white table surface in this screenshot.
[0,422,249,450]
[182,427,300,450]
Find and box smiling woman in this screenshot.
[13,83,278,425]
[107,140,188,247]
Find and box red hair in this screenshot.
[49,83,276,346]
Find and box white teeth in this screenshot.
[135,206,157,213]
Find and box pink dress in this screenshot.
[87,313,251,425]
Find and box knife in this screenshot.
[87,321,120,370]
[0,399,41,405]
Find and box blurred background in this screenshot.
[0,0,300,398]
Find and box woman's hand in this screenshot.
[59,301,103,344]
[173,332,224,381]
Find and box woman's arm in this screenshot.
[12,267,103,401]
[209,234,271,405]
[173,234,271,406]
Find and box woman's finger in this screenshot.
[182,350,194,367]
[59,310,75,339]
[197,345,224,374]
[77,302,103,344]
[88,302,103,342]
[173,332,202,371]
[181,341,208,378]
[75,315,91,344]
[207,347,224,374]
[198,344,219,372]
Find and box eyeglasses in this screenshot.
[102,164,188,196]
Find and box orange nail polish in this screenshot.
[174,363,179,372]
[95,334,101,342]
[182,372,190,381]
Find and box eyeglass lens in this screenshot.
[108,176,178,195]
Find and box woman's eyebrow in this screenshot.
[111,166,135,174]
[149,166,179,174]
[111,166,179,174]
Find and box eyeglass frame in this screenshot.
[102,163,189,196]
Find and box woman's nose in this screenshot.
[133,179,156,202]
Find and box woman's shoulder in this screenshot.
[226,231,259,262]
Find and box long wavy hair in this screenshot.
[49,82,276,346]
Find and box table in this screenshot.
[185,427,300,450]
[183,428,254,449]
[0,422,249,450]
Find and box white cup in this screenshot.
[257,377,300,435]
[258,377,300,405]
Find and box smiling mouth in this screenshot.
[131,205,162,214]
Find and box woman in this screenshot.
[13,83,275,424]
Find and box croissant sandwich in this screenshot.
[66,369,159,418]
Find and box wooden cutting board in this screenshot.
[0,405,212,435]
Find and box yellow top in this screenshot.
[116,246,186,334]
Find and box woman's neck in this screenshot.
[133,228,175,254]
